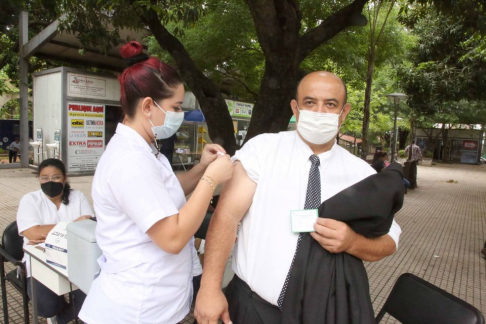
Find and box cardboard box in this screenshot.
[45,221,69,270]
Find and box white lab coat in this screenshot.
[79,124,196,324]
[16,189,94,277]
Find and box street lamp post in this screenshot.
[386,93,408,163]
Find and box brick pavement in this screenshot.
[0,163,485,323]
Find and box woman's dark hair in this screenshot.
[38,158,71,205]
[119,41,183,118]
[372,151,388,163]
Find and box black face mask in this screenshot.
[41,181,64,198]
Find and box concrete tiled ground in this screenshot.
[0,163,485,323]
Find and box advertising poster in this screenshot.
[68,74,107,98]
[225,99,253,118]
[67,102,105,172]
[463,140,478,150]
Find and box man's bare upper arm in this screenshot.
[215,162,257,224]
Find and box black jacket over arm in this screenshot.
[281,163,405,324]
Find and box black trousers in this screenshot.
[225,275,281,324]
[27,277,86,324]
[9,150,17,163]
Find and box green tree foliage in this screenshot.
[53,0,378,153]
[399,10,486,122]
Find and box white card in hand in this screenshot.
[290,209,318,233]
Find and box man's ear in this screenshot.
[340,103,351,124]
[291,99,299,123]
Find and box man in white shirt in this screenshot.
[195,71,402,324]
[9,137,21,163]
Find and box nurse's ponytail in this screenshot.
[118,41,183,119]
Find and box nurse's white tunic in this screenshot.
[79,124,195,324]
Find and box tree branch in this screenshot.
[139,7,237,152]
[375,0,396,46]
[298,0,369,62]
[245,0,301,59]
[214,70,259,100]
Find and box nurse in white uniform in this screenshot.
[17,158,93,324]
[79,41,234,324]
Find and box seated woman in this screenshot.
[372,152,410,188]
[371,151,388,173]
[17,158,94,324]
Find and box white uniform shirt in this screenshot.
[79,123,196,324]
[232,131,402,306]
[16,189,94,277]
[9,141,21,151]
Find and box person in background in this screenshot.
[160,133,177,166]
[371,151,389,173]
[17,158,93,324]
[9,137,21,163]
[373,152,410,188]
[79,41,234,324]
[405,140,423,161]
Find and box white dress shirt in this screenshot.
[9,141,21,151]
[79,123,197,324]
[232,131,402,306]
[16,189,94,277]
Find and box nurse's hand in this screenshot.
[199,144,226,169]
[195,288,232,324]
[204,154,234,185]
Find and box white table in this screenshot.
[23,245,77,324]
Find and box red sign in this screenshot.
[463,140,478,150]
[69,141,86,146]
[87,140,103,148]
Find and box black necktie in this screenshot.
[278,154,321,309]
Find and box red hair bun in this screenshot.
[120,41,143,59]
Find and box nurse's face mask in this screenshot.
[148,100,185,140]
[39,173,64,198]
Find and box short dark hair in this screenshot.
[38,159,71,205]
[412,140,416,144]
[294,73,348,105]
[15,137,19,140]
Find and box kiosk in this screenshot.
[33,67,123,174]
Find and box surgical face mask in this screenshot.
[148,100,185,140]
[41,181,64,198]
[297,107,343,145]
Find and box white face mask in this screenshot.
[148,100,185,140]
[297,107,343,145]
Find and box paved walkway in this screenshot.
[0,163,485,323]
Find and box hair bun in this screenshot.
[120,41,148,66]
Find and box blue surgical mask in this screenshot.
[148,100,184,140]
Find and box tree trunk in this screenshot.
[142,10,238,154]
[398,128,409,150]
[245,64,301,140]
[361,56,374,160]
[408,116,414,161]
[245,0,369,143]
[442,123,450,162]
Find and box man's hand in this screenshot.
[195,287,232,324]
[310,218,358,253]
